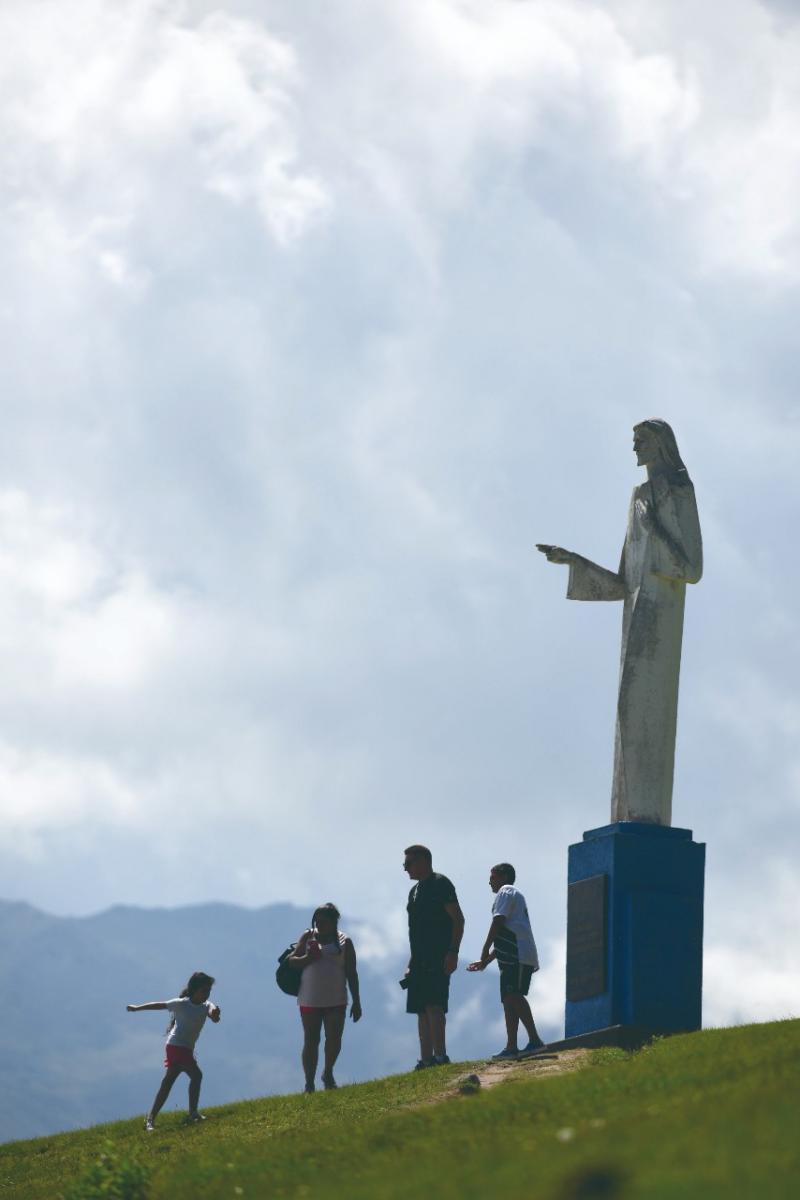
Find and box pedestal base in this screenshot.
[565,822,705,1040]
[546,1025,659,1052]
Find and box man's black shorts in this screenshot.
[406,964,450,1014]
[499,962,534,1000]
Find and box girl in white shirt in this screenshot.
[127,970,221,1130]
[287,904,362,1092]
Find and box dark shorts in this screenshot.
[406,965,450,1014]
[499,962,534,1000]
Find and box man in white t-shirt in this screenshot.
[468,862,546,1059]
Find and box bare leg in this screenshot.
[426,1006,447,1058]
[321,1008,346,1086]
[187,1063,203,1114]
[505,994,540,1044]
[301,1009,324,1091]
[502,997,520,1050]
[149,1065,183,1121]
[417,1012,433,1061]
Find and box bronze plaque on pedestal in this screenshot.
[567,874,608,1001]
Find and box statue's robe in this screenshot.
[566,475,702,826]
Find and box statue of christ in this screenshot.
[537,419,702,826]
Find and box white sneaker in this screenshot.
[144,1116,155,1132]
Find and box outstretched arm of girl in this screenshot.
[126,1002,168,1011]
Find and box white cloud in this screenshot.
[533,938,569,1033]
[97,249,151,296]
[0,0,327,278]
[276,0,800,279]
[0,490,104,607]
[51,571,177,691]
[704,867,800,1026]
[0,489,181,696]
[704,942,799,1026]
[348,910,410,963]
[0,743,141,845]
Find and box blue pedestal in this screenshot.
[564,822,705,1040]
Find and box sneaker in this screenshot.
[184,1112,206,1124]
[321,1074,338,1090]
[491,1047,520,1060]
[144,1117,155,1133]
[518,1039,547,1057]
[413,1058,434,1070]
[303,1083,316,1093]
[432,1054,451,1066]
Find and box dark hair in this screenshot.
[312,903,340,928]
[404,844,432,864]
[492,862,516,884]
[166,971,215,1035]
[182,971,215,997]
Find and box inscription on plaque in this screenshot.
[566,873,608,1001]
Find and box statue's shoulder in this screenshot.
[670,478,696,502]
[654,475,695,503]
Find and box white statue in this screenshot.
[537,420,702,826]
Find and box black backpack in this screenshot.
[276,944,301,996]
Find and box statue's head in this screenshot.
[633,419,689,482]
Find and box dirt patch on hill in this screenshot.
[408,1049,591,1108]
[466,1048,590,1092]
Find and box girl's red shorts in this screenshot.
[299,1004,347,1016]
[164,1043,197,1070]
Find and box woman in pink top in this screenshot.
[288,903,361,1092]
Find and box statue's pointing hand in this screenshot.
[536,543,577,566]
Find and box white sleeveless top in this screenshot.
[297,932,348,1008]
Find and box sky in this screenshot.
[1,0,799,1037]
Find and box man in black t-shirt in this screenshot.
[403,844,465,1069]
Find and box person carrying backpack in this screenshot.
[286,903,361,1093]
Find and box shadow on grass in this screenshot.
[558,1164,628,1198]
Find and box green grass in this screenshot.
[2,1019,798,1199]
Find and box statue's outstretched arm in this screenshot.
[536,545,625,602]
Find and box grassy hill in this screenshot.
[1,1019,798,1200]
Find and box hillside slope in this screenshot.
[2,1019,798,1200]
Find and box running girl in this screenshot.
[127,970,221,1131]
